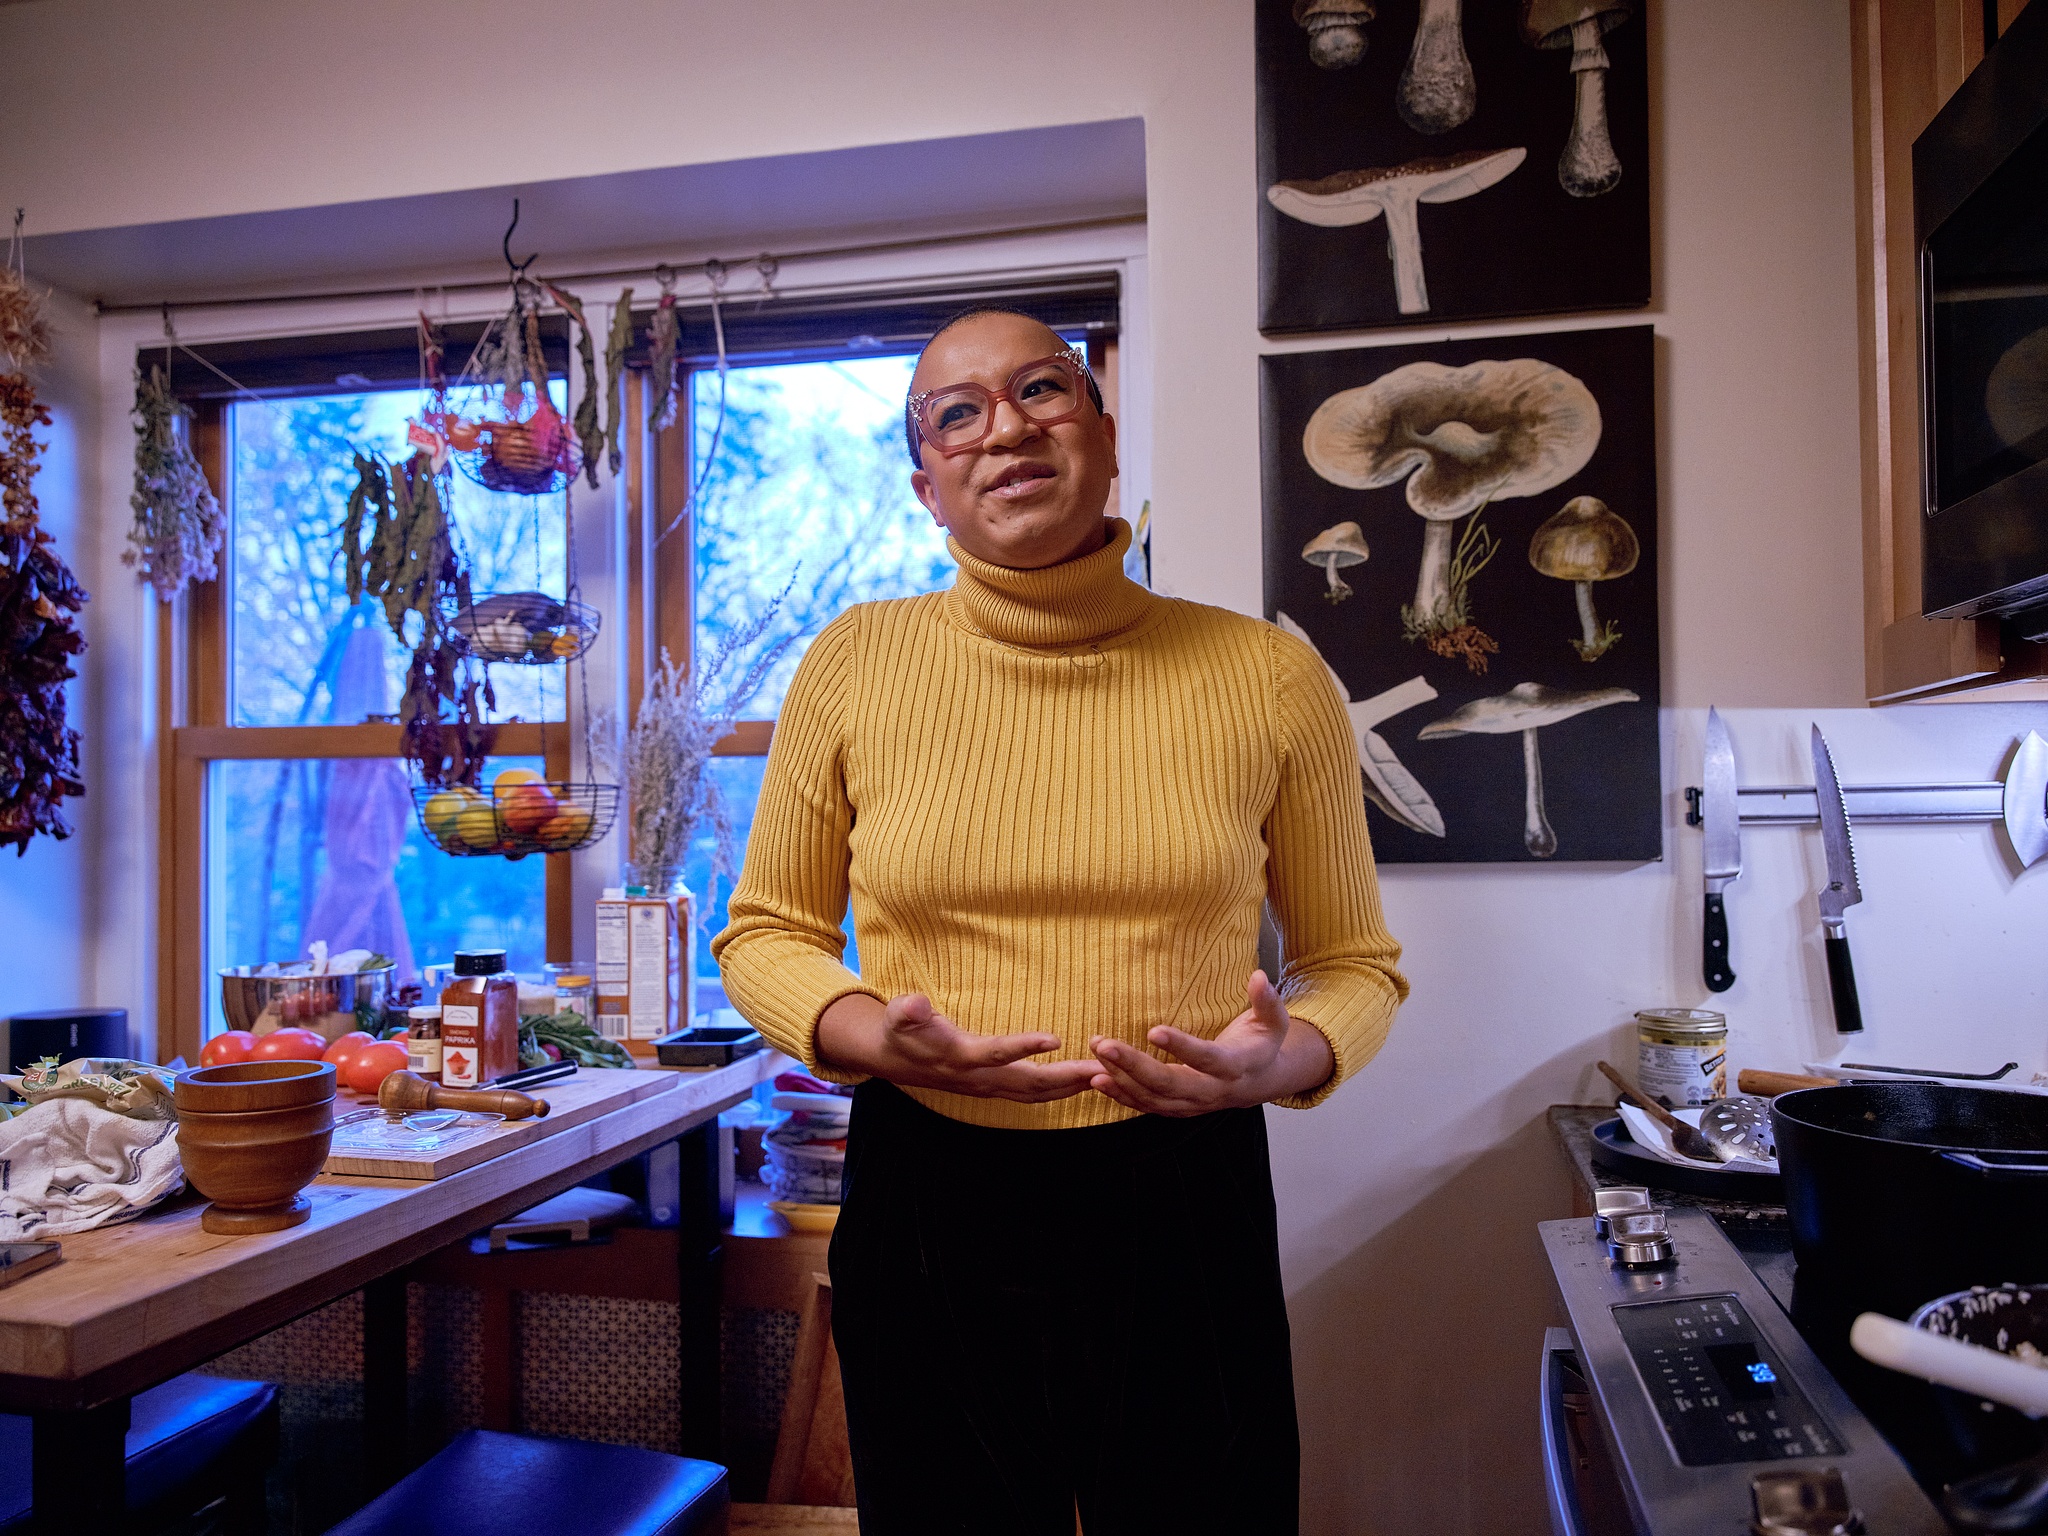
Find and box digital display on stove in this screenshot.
[1705,1342,1777,1401]
[1612,1295,1843,1466]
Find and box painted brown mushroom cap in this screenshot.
[1268,148,1526,227]
[1529,496,1638,582]
[1303,358,1601,520]
[1520,0,1632,47]
[1417,681,1637,737]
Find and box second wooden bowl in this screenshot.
[176,1059,336,1113]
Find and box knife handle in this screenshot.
[1825,931,1864,1034]
[1703,892,1735,993]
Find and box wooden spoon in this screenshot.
[1735,1069,1839,1096]
[1596,1060,1723,1163]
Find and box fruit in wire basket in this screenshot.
[535,803,594,850]
[493,768,541,796]
[422,790,470,839]
[500,782,559,836]
[455,803,502,851]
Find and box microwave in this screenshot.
[1917,1,2048,635]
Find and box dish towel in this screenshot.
[0,1099,185,1239]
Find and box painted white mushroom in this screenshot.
[1528,495,1639,659]
[1303,522,1370,602]
[1399,0,1476,134]
[1418,682,1636,856]
[1521,0,1633,197]
[1293,0,1375,68]
[1278,612,1444,837]
[1302,358,1601,635]
[1267,148,1526,315]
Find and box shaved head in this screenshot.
[905,306,1103,465]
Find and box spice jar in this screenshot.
[1635,1007,1728,1108]
[406,1004,443,1084]
[551,973,595,1027]
[440,949,520,1089]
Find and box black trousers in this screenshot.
[827,1080,1301,1535]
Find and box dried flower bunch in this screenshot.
[0,294,88,854]
[619,586,794,898]
[125,365,226,599]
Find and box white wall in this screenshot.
[3,2,2046,1532]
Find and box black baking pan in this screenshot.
[653,1023,764,1067]
[1590,1117,1785,1201]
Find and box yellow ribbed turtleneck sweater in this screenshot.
[712,518,1408,1129]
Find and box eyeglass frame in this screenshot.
[904,348,1103,460]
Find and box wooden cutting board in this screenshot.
[321,1067,674,1180]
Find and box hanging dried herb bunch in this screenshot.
[544,283,605,490]
[603,288,634,474]
[0,269,50,374]
[0,369,88,854]
[338,450,494,788]
[125,365,226,599]
[618,582,794,898]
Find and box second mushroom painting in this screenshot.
[1262,323,1660,863]
[1257,0,1650,334]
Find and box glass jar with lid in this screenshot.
[1635,1008,1728,1107]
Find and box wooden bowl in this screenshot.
[176,1059,336,1113]
[175,1069,335,1234]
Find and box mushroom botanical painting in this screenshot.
[1303,522,1370,602]
[1256,0,1649,334]
[1418,683,1636,856]
[1302,357,1599,668]
[1293,0,1375,68]
[1528,495,1638,658]
[1268,148,1524,316]
[1520,1,1633,197]
[1279,612,1444,837]
[1262,323,1659,863]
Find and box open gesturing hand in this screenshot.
[1088,970,1336,1118]
[816,992,1099,1104]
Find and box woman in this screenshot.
[714,308,1406,1534]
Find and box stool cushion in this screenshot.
[328,1429,729,1536]
[0,1372,279,1531]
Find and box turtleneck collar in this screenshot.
[943,518,1156,649]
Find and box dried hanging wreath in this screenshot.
[0,235,88,854]
[125,364,226,599]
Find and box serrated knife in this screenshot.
[1701,707,1740,992]
[1811,725,1865,1034]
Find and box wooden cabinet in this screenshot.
[1853,0,2048,701]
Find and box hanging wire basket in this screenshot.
[445,591,601,664]
[412,780,619,860]
[435,403,582,496]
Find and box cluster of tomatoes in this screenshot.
[199,1026,411,1096]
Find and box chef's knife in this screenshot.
[1701,707,1740,992]
[1811,725,1865,1034]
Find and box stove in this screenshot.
[1540,1206,1949,1534]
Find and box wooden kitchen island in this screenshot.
[0,1054,780,1530]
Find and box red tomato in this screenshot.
[251,1027,328,1062]
[199,1030,258,1068]
[322,1030,376,1073]
[344,1041,411,1096]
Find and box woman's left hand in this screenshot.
[1088,970,1336,1117]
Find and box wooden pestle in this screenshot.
[378,1070,550,1121]
[1735,1069,1839,1096]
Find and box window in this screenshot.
[159,342,579,1055]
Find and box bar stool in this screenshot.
[327,1429,728,1535]
[0,1372,280,1534]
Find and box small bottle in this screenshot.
[406,1004,443,1084]
[552,973,596,1026]
[440,949,520,1089]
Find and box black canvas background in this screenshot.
[1256,0,1651,334]
[1260,324,1661,864]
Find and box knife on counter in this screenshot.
[1701,707,1740,992]
[1811,725,1865,1034]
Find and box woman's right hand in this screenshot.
[815,992,1097,1103]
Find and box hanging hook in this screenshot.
[654,262,677,296]
[755,253,779,305]
[502,198,537,280]
[703,257,727,293]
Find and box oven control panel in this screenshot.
[1611,1294,1843,1466]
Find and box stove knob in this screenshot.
[1750,1467,1864,1534]
[1607,1212,1674,1269]
[1592,1185,1652,1239]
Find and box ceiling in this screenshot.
[21,118,1148,310]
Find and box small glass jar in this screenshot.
[551,973,596,1026]
[1635,1007,1728,1107]
[406,1004,443,1084]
